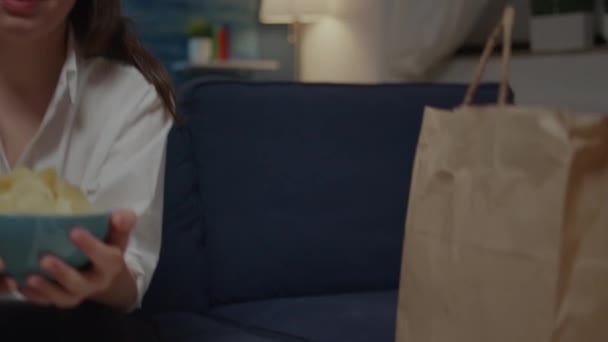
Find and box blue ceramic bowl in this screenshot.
[0,212,110,285]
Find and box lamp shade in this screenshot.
[259,0,330,24]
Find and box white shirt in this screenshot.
[0,33,173,309]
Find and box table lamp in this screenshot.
[259,0,330,80]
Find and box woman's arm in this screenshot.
[84,84,172,311]
[95,263,138,311]
[20,84,173,312]
[89,211,139,311]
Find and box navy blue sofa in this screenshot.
[141,81,510,342]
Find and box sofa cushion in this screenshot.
[209,290,398,342]
[176,81,510,306]
[142,124,209,313]
[155,313,298,342]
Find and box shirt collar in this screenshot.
[62,26,80,104]
[35,26,81,138]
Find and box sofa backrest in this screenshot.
[143,81,512,313]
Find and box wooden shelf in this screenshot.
[173,60,280,72]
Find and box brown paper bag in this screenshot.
[395,5,608,342]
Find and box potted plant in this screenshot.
[530,0,595,52]
[186,18,213,64]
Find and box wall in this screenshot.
[254,25,295,81]
[432,0,608,112]
[299,0,391,83]
[122,0,295,83]
[296,0,607,111]
[433,50,608,113]
[122,0,608,112]
[297,0,531,84]
[123,0,259,64]
[464,0,532,46]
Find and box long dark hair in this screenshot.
[69,0,178,120]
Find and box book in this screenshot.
[210,25,230,61]
[218,26,230,61]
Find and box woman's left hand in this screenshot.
[20,210,137,308]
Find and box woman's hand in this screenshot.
[19,210,138,309]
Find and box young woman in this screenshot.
[0,0,174,340]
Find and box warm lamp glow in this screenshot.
[259,0,330,81]
[259,0,330,24]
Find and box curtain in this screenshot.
[386,0,489,81]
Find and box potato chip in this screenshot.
[0,175,13,191]
[37,168,58,191]
[0,167,98,215]
[54,197,73,214]
[11,167,35,179]
[0,192,14,212]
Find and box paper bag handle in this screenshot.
[463,5,515,106]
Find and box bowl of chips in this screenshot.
[0,168,110,285]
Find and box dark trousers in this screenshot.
[0,301,163,342]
